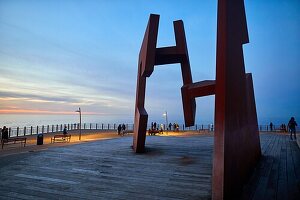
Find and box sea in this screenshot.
[0,114,135,128]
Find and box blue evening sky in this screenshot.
[0,0,299,124]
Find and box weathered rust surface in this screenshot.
[212,0,261,199]
[133,14,159,153]
[133,15,194,153]
[134,1,261,198]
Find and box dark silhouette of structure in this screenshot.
[133,0,261,199]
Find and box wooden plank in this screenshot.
[0,133,299,200]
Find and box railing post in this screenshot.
[42,125,44,134]
[36,126,39,134]
[84,123,86,129]
[108,124,110,130]
[16,127,19,137]
[90,123,92,130]
[30,126,33,135]
[9,128,11,137]
[266,125,268,132]
[182,124,184,131]
[96,123,98,130]
[60,124,62,131]
[102,123,103,130]
[56,125,58,132]
[52,125,54,132]
[47,125,49,133]
[24,127,26,136]
[114,124,116,130]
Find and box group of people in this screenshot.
[169,123,179,131]
[269,117,298,140]
[117,124,126,136]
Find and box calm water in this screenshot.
[0,114,134,128]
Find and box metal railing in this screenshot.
[2,123,296,138]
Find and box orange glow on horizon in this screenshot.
[0,109,101,115]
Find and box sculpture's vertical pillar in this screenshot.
[133,14,159,153]
[213,0,261,199]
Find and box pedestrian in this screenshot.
[168,123,172,131]
[1,126,8,140]
[117,124,122,135]
[63,125,68,135]
[288,117,297,140]
[269,122,273,131]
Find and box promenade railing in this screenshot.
[3,123,295,138]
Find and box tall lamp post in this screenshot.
[163,111,168,133]
[75,107,82,140]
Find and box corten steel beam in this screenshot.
[133,15,195,153]
[212,0,261,199]
[134,1,261,198]
[133,14,159,153]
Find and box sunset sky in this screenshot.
[0,0,299,124]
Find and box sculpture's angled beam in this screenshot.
[133,14,159,153]
[133,15,195,152]
[181,80,215,127]
[174,20,193,86]
[187,80,216,98]
[140,14,160,78]
[155,46,182,65]
[213,0,261,199]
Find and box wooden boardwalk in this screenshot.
[0,133,299,199]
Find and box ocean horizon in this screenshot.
[0,114,295,129]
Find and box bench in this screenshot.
[1,137,27,149]
[148,129,163,136]
[121,130,133,136]
[51,134,71,143]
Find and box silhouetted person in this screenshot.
[269,122,273,131]
[168,123,172,131]
[117,124,122,135]
[151,122,154,130]
[288,117,297,140]
[63,126,68,135]
[1,126,8,140]
[122,124,126,131]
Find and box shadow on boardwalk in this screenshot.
[0,133,299,199]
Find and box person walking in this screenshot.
[288,117,297,140]
[269,122,273,131]
[117,124,122,135]
[1,126,8,140]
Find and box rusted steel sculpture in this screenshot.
[133,14,195,153]
[212,0,261,199]
[133,0,261,199]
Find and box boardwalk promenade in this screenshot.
[0,132,299,199]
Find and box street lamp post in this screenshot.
[163,111,168,133]
[75,107,82,140]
